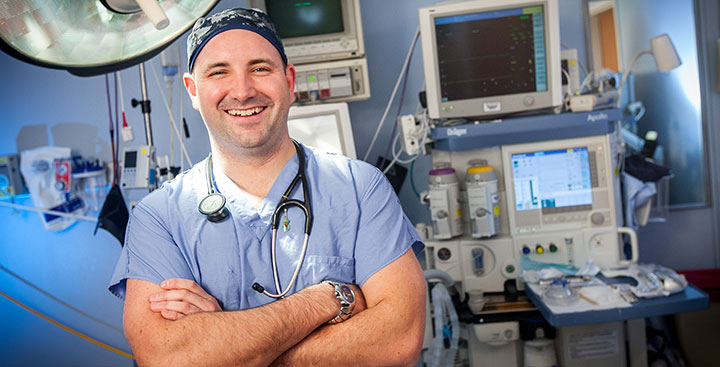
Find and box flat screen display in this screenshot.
[288,112,345,156]
[434,5,548,102]
[124,151,137,168]
[511,147,593,212]
[266,0,344,38]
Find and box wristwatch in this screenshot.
[323,281,356,324]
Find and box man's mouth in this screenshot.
[226,106,265,117]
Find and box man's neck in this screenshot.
[212,138,297,208]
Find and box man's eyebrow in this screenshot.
[200,62,230,74]
[249,58,280,68]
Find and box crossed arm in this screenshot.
[123,249,426,366]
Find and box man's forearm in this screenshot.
[125,281,337,367]
[271,250,427,366]
[272,298,425,366]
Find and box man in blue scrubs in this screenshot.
[109,8,426,366]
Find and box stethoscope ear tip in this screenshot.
[252,282,265,293]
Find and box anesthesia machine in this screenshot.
[414,0,644,366]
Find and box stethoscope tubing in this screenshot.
[267,231,311,298]
[203,140,313,299]
[259,139,313,298]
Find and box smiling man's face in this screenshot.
[184,29,296,154]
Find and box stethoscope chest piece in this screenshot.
[198,192,229,223]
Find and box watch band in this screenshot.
[323,281,355,324]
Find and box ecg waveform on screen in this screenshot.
[435,10,546,101]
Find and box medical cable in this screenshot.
[410,160,420,198]
[382,108,430,175]
[0,264,123,334]
[149,60,193,168]
[105,74,118,186]
[115,73,121,186]
[0,289,132,359]
[379,31,418,170]
[0,200,98,222]
[363,26,420,162]
[178,44,186,171]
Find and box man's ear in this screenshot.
[183,72,200,111]
[285,64,296,103]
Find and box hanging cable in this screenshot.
[178,45,186,172]
[363,26,420,162]
[104,75,117,186]
[149,60,193,168]
[0,264,123,333]
[0,200,98,221]
[0,289,133,359]
[382,109,430,175]
[379,32,418,170]
[114,73,120,184]
[410,160,420,198]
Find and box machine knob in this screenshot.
[591,212,605,225]
[436,210,448,219]
[504,330,514,339]
[437,247,452,261]
[505,265,515,274]
[522,246,531,255]
[535,245,544,254]
[549,244,558,253]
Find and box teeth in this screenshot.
[227,107,264,116]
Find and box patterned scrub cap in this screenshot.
[186,8,287,72]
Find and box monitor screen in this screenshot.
[287,103,357,159]
[434,5,548,102]
[124,151,137,168]
[511,147,593,212]
[266,0,344,38]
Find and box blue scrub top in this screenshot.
[109,145,423,310]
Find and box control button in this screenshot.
[505,265,515,273]
[437,247,452,261]
[504,330,514,339]
[549,244,558,253]
[523,96,535,106]
[591,212,605,225]
[522,246,531,255]
[436,210,448,219]
[535,245,544,254]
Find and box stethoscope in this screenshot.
[197,139,313,299]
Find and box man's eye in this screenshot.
[208,70,226,76]
[253,67,270,73]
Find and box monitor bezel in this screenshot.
[419,0,562,119]
[247,0,365,65]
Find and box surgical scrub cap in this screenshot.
[186,7,287,72]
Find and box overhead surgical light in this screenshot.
[617,33,682,106]
[0,0,219,76]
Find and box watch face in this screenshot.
[199,193,225,214]
[340,285,354,303]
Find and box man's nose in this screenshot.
[228,73,258,101]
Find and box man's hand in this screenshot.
[149,278,222,320]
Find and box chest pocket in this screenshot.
[301,255,355,286]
